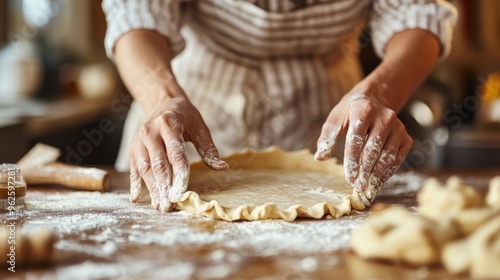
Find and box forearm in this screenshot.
[114,30,184,112]
[354,29,441,112]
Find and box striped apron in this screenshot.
[115,0,368,170]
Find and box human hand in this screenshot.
[314,92,413,205]
[129,96,228,212]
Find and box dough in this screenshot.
[487,176,500,207]
[175,147,366,221]
[451,207,499,236]
[351,175,500,277]
[417,177,483,220]
[442,216,500,279]
[350,207,458,266]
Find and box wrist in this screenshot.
[347,64,402,111]
[134,73,187,112]
[345,77,387,105]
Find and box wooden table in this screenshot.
[1,169,497,280]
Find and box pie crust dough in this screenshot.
[175,147,366,221]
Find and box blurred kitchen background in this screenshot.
[0,0,499,169]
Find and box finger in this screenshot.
[355,132,387,193]
[361,138,398,200]
[357,110,396,193]
[380,134,413,184]
[142,123,174,211]
[314,123,341,161]
[367,163,399,203]
[147,147,173,213]
[395,134,413,170]
[379,165,399,189]
[344,119,369,187]
[163,134,190,205]
[190,124,228,171]
[359,114,392,175]
[353,189,372,207]
[379,134,412,183]
[136,145,160,209]
[365,133,412,200]
[129,153,142,203]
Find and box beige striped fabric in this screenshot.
[103,0,457,171]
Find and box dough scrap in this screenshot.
[417,177,483,220]
[352,176,500,278]
[175,147,366,221]
[350,207,458,266]
[451,207,499,236]
[487,176,500,208]
[442,216,500,279]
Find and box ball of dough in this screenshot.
[417,177,483,220]
[351,207,458,266]
[442,216,500,279]
[487,176,500,208]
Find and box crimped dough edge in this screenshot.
[175,146,366,221]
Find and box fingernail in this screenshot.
[160,199,173,212]
[358,192,371,206]
[152,199,160,210]
[129,180,141,203]
[366,188,374,200]
[150,192,160,209]
[314,141,331,160]
[314,150,328,161]
[212,157,229,170]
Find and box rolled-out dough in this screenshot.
[175,147,366,221]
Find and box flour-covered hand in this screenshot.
[129,96,228,212]
[314,92,413,203]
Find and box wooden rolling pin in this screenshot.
[17,143,109,191]
[22,162,110,191]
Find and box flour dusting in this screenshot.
[4,172,425,279]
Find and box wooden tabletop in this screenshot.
[1,169,497,280]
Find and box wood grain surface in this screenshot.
[1,169,496,279]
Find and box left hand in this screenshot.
[314,90,413,205]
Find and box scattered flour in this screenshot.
[4,172,424,279]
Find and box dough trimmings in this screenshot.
[487,176,500,207]
[175,147,366,221]
[417,176,483,220]
[352,176,500,278]
[442,216,500,279]
[350,207,458,266]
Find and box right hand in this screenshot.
[129,95,228,212]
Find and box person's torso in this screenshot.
[183,0,371,63]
